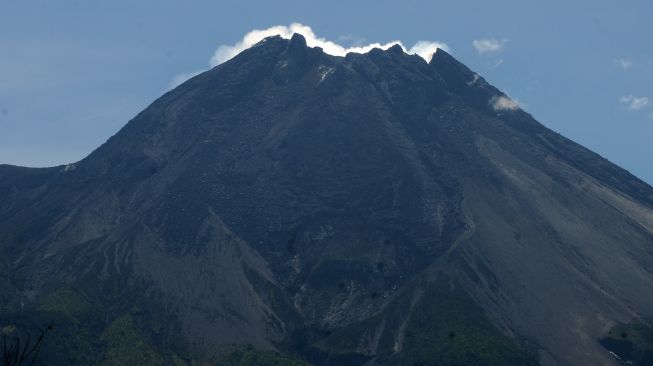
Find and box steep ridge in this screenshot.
[0,33,652,365]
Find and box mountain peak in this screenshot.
[430,47,454,62]
[429,47,472,75]
[289,32,307,48]
[387,43,405,55]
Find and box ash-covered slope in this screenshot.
[1,33,653,366]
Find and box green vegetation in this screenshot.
[0,258,15,314]
[1,286,177,365]
[1,323,53,366]
[2,285,312,365]
[600,323,653,365]
[0,287,98,365]
[390,281,539,366]
[1,324,16,335]
[1,280,539,365]
[99,314,170,366]
[216,345,311,366]
[0,281,13,314]
[301,279,538,366]
[37,287,92,317]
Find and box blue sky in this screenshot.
[1,0,652,183]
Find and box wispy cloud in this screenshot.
[620,95,649,110]
[170,70,203,88]
[172,23,449,87]
[472,38,508,54]
[407,41,450,63]
[490,95,521,111]
[490,59,504,68]
[615,58,633,70]
[337,34,367,47]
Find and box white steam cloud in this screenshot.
[472,38,508,54]
[170,70,202,88]
[210,23,450,66]
[172,23,449,87]
[620,95,649,110]
[615,58,633,70]
[491,95,521,111]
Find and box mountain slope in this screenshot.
[1,33,652,365]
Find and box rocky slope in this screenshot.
[1,33,653,365]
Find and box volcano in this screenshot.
[1,33,653,365]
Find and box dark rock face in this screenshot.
[1,35,653,365]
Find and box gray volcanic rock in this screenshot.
[1,34,653,365]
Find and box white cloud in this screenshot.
[615,58,633,69]
[171,23,450,87]
[490,58,504,68]
[472,38,508,54]
[407,41,450,63]
[620,95,649,110]
[490,95,521,111]
[337,34,367,47]
[170,70,203,88]
[209,23,449,66]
